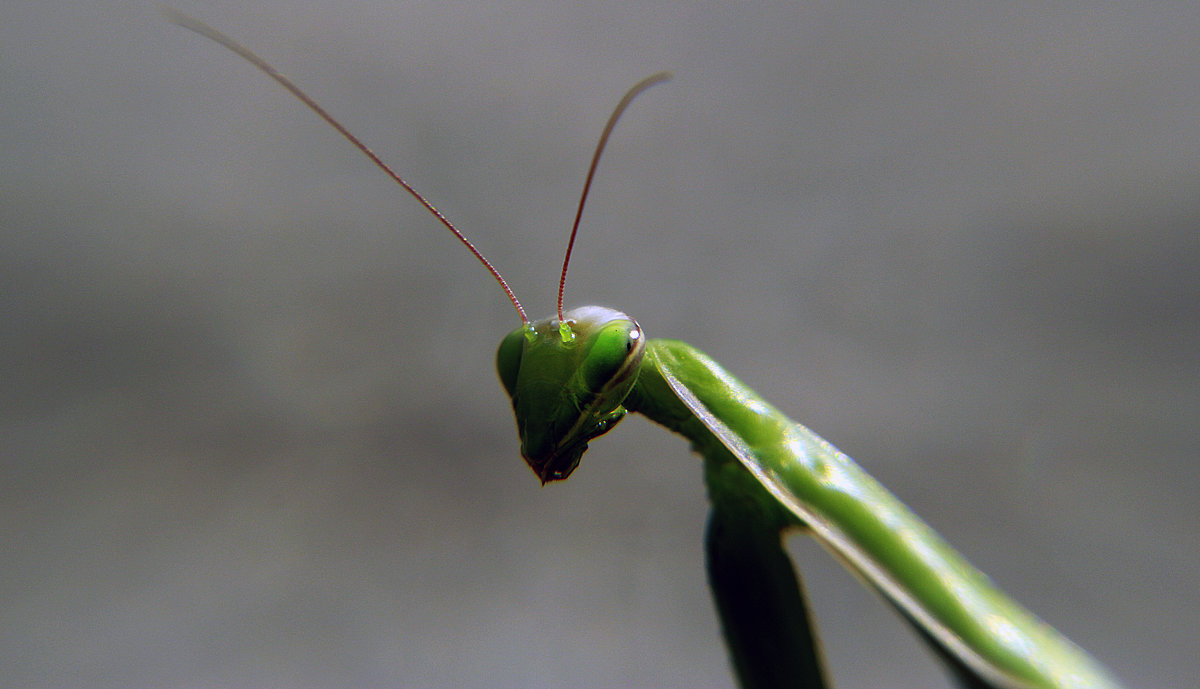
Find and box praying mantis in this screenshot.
[168,11,1126,689]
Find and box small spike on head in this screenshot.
[165,8,528,323]
[556,72,672,322]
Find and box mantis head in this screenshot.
[489,73,668,484]
[496,306,645,483]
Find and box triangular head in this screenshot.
[496,306,645,483]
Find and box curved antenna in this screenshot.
[557,72,672,322]
[165,8,528,323]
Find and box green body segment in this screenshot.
[628,338,1122,689]
[498,309,1122,689]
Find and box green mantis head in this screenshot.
[496,306,645,483]
[488,74,669,484]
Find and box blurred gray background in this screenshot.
[3,1,1197,687]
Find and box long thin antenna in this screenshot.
[165,8,528,323]
[556,71,671,322]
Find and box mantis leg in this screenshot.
[705,452,829,689]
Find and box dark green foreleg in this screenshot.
[705,458,830,689]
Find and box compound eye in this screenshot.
[495,326,527,397]
[580,322,639,392]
